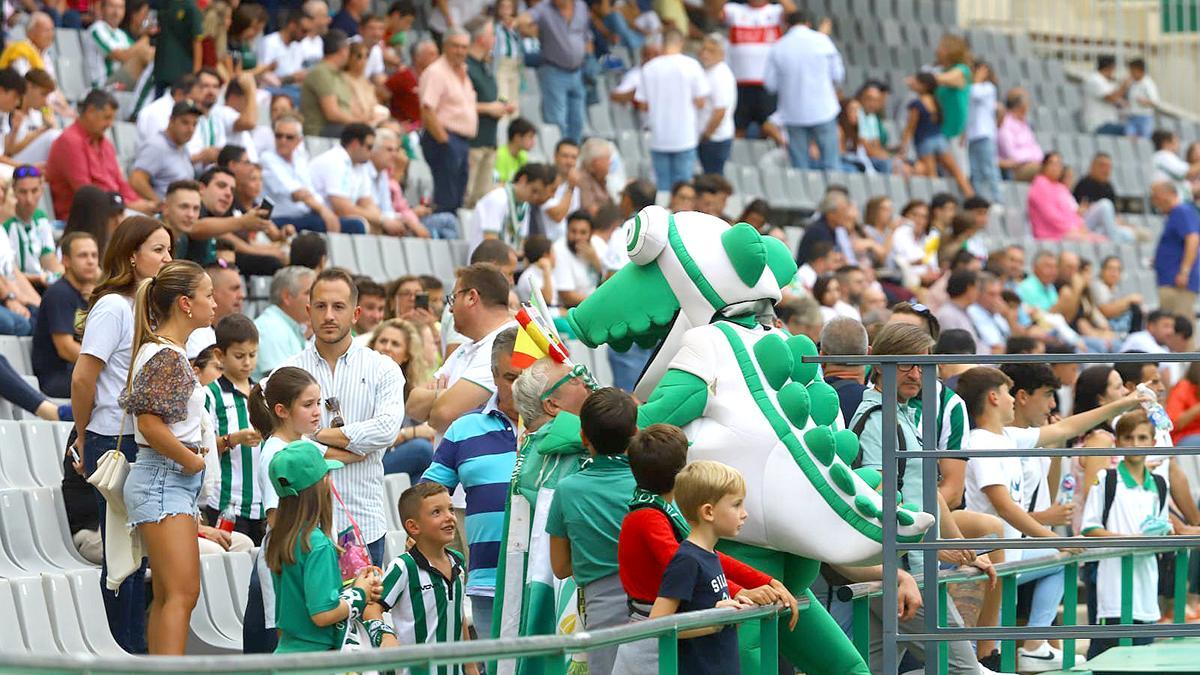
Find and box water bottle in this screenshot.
[1137,383,1174,433]
[216,505,237,533]
[1057,473,1076,506]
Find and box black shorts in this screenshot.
[734,84,777,131]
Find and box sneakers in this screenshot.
[978,650,1001,672]
[1017,643,1063,673]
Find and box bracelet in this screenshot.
[365,618,396,647]
[340,586,367,622]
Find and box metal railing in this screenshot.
[805,350,1200,674]
[0,602,796,674]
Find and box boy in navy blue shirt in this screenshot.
[650,460,754,674]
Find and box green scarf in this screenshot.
[628,488,691,541]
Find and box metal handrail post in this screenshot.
[937,583,948,675]
[1120,554,1135,647]
[759,612,779,675]
[853,596,871,659]
[1000,574,1017,672]
[657,629,678,675]
[920,364,940,675]
[880,363,900,675]
[1062,561,1078,669]
[1175,548,1190,635]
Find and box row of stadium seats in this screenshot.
[324,233,471,290]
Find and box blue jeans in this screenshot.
[242,556,278,653]
[1095,122,1126,135]
[272,213,366,234]
[608,343,653,392]
[968,136,1002,204]
[267,84,301,108]
[421,131,471,213]
[84,430,147,654]
[651,148,697,192]
[0,304,32,335]
[597,12,643,56]
[1126,114,1154,138]
[367,536,385,567]
[422,211,461,239]
[698,139,732,176]
[471,595,495,640]
[1016,564,1065,627]
[785,119,840,170]
[382,437,434,478]
[868,156,892,174]
[537,64,586,143]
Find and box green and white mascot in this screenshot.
[562,206,935,674]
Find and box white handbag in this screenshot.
[86,416,145,592]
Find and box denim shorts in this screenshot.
[915,133,948,158]
[124,447,203,528]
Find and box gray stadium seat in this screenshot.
[24,486,93,569]
[65,568,127,656]
[0,488,62,572]
[379,235,407,279]
[189,561,243,653]
[428,239,458,286]
[248,275,272,299]
[383,473,411,532]
[381,483,400,532]
[384,530,407,561]
[0,420,37,488]
[39,574,93,655]
[51,29,88,102]
[402,238,435,276]
[0,336,31,376]
[199,553,245,635]
[325,232,357,269]
[450,239,471,267]
[0,582,27,654]
[11,574,61,654]
[53,421,73,450]
[22,420,62,487]
[352,234,387,280]
[224,550,253,617]
[590,344,614,388]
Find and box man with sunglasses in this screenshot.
[307,123,375,234]
[261,113,355,233]
[408,263,517,435]
[3,164,62,286]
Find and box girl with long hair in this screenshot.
[62,186,125,257]
[901,71,973,195]
[264,442,381,653]
[121,260,216,654]
[69,215,172,654]
[370,318,436,478]
[241,366,324,653]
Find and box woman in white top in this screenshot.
[966,61,1001,204]
[70,215,172,654]
[120,260,216,654]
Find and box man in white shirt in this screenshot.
[469,162,557,253]
[609,41,659,132]
[136,73,199,140]
[210,74,260,162]
[718,0,788,134]
[552,210,603,307]
[365,126,429,237]
[763,10,843,170]
[260,114,354,234]
[1120,309,1175,354]
[407,262,516,434]
[1151,129,1200,201]
[257,9,309,102]
[83,0,153,90]
[1082,55,1129,136]
[696,32,737,177]
[635,27,709,192]
[541,139,582,241]
[1124,58,1159,138]
[299,0,332,67]
[308,122,376,233]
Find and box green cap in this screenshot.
[268,440,344,498]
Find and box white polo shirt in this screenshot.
[1080,462,1169,621]
[309,144,370,204]
[964,426,1039,546]
[433,319,518,395]
[135,92,173,139]
[551,238,602,298]
[257,31,307,78]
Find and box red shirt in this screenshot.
[1168,379,1200,443]
[618,507,772,604]
[386,66,421,127]
[46,121,139,219]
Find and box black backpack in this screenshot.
[1100,467,1168,530]
[849,404,908,492]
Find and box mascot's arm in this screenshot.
[636,369,709,428]
[718,552,773,594]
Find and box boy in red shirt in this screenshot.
[613,424,797,673]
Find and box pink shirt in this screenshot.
[418,56,478,138]
[1027,174,1083,240]
[996,113,1044,164]
[46,121,139,219]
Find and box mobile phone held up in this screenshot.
[415,293,429,311]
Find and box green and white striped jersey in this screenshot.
[203,376,264,519]
[380,547,467,673]
[908,380,971,453]
[84,21,133,87]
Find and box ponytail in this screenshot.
[248,381,276,438]
[125,260,208,390]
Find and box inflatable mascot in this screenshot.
[561,206,936,673]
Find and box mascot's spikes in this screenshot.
[806,380,841,426]
[829,463,857,495]
[754,334,793,391]
[897,510,915,526]
[779,382,812,431]
[834,430,860,466]
[854,495,880,519]
[764,235,797,287]
[854,467,882,490]
[803,425,835,466]
[787,335,819,386]
[721,222,769,287]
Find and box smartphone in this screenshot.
[415,293,429,311]
[258,198,274,219]
[69,446,80,464]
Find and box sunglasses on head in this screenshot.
[13,165,40,179]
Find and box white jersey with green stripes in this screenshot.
[84,21,132,88]
[908,380,971,453]
[380,547,466,673]
[203,377,264,519]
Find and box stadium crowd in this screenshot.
[0,0,1196,672]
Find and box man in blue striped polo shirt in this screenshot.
[422,326,519,641]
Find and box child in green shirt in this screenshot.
[494,117,536,183]
[265,440,381,653]
[547,387,639,675]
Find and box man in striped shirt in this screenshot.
[375,482,474,669]
[285,267,406,564]
[422,326,519,641]
[83,0,154,90]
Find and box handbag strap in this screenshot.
[329,480,365,545]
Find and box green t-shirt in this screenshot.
[545,454,636,586]
[273,528,346,653]
[154,0,202,87]
[467,55,499,149]
[935,63,971,138]
[301,61,354,136]
[494,145,528,184]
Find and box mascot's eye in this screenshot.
[626,205,669,265]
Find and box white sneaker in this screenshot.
[1017,643,1063,673]
[977,664,1001,675]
